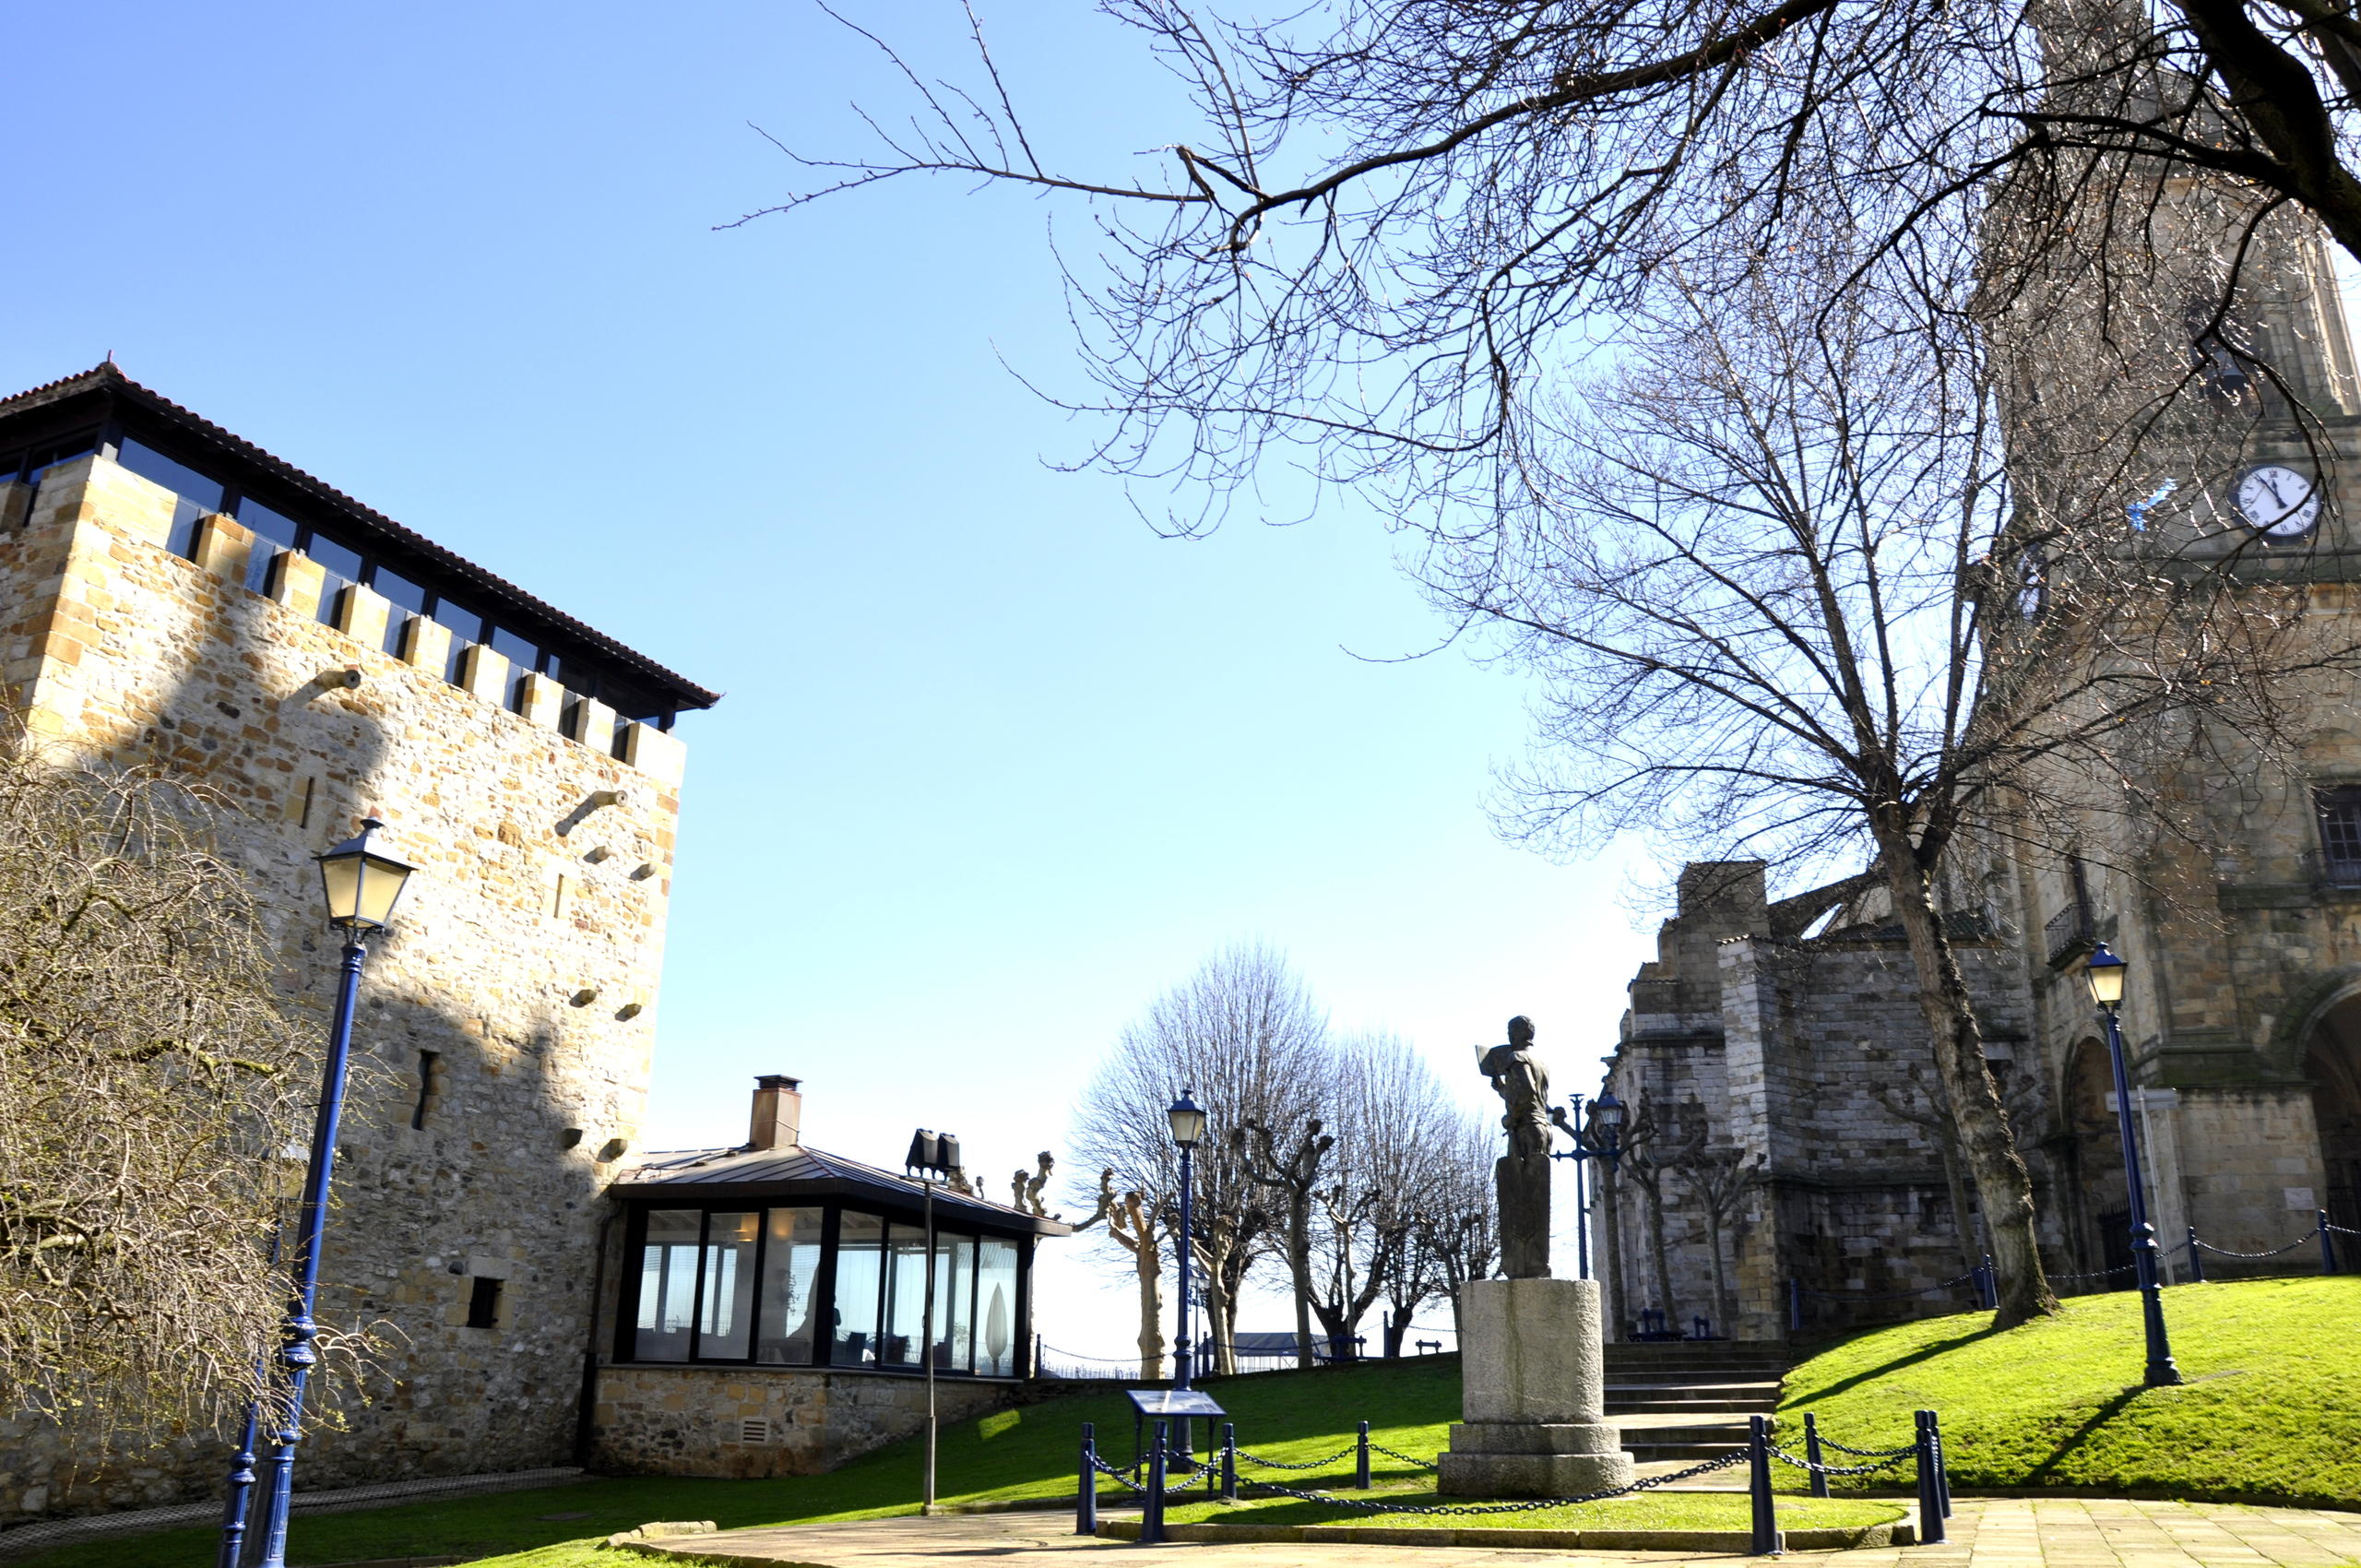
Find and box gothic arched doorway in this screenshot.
[2303,994,2361,1236]
[2063,1038,2131,1282]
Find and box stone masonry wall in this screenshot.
[590,1370,1031,1480]
[0,453,691,1522]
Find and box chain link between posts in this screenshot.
[2190,1230,2320,1259]
[1767,1442,1914,1478]
[1226,1449,1750,1516]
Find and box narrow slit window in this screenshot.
[466,1277,502,1329]
[410,1051,439,1130]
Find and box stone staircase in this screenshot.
[1603,1342,1786,1462]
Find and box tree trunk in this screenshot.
[1286,1194,1316,1368]
[1701,1209,1733,1336]
[1598,1164,1628,1336]
[1642,1173,1676,1322]
[1134,1234,1168,1381]
[1878,842,2059,1328]
[1382,1304,1410,1357]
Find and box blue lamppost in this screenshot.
[1167,1090,1206,1389]
[1551,1091,1625,1279]
[2083,943,2183,1387]
[231,819,416,1568]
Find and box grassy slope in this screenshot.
[29,1277,2354,1568]
[1778,1276,2361,1506]
[24,1359,1462,1568]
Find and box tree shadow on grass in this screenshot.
[2022,1386,2151,1487]
[1794,1324,2008,1405]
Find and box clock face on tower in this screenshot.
[2232,464,2323,539]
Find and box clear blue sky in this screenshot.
[6,1,1665,1354]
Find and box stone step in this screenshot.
[1624,1441,1750,1461]
[1607,1396,1776,1415]
[1605,1380,1783,1399]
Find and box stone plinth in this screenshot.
[1437,1277,1632,1498]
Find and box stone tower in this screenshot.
[0,365,718,1520]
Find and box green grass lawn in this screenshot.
[1160,1488,1904,1532]
[25,1277,2355,1568]
[21,1358,1461,1568]
[1778,1275,2361,1506]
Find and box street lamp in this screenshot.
[1551,1091,1626,1279]
[1168,1089,1205,1391]
[2083,942,2183,1387]
[225,819,415,1568]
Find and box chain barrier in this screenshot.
[1234,1446,1357,1471]
[1764,1443,1913,1479]
[1796,1268,1980,1302]
[2191,1230,2320,1259]
[2046,1261,2137,1281]
[1234,1449,1749,1516]
[1367,1442,1440,1469]
[1088,1450,1210,1498]
[1811,1434,1917,1458]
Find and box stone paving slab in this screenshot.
[625,1498,2361,1568]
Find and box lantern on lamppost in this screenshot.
[225,819,416,1568]
[2083,942,2183,1387]
[1551,1090,1626,1279]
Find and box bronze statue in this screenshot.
[1481,1015,1554,1277]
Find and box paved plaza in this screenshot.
[632,1498,2361,1568]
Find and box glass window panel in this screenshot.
[935,1233,976,1373]
[883,1225,930,1372]
[244,547,283,597]
[697,1212,759,1360]
[633,1208,702,1362]
[117,437,224,514]
[830,1211,884,1367]
[384,613,418,659]
[309,531,364,582]
[489,624,540,671]
[164,499,204,562]
[976,1238,1019,1376]
[552,655,599,696]
[24,434,96,491]
[238,499,302,551]
[756,1207,824,1365]
[372,567,427,613]
[433,597,486,643]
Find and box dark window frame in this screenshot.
[612,1199,1030,1378]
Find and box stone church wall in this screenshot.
[0,453,689,1523]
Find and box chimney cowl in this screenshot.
[749,1074,803,1151]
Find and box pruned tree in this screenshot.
[1612,1099,1695,1327]
[0,745,322,1450]
[1410,1109,1499,1338]
[1309,1032,1463,1357]
[1067,941,1328,1374]
[1667,1142,1764,1336]
[1233,1115,1334,1368]
[1070,1168,1169,1380]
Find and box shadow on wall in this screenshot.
[0,464,668,1524]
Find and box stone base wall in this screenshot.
[588,1368,1114,1479]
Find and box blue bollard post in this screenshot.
[1929,1410,1952,1518]
[1356,1421,1370,1489]
[1981,1254,1999,1310]
[1220,1423,1237,1502]
[2186,1227,2204,1284]
[1914,1411,1946,1545]
[1788,1278,1804,1335]
[1140,1421,1168,1545]
[1077,1423,1097,1536]
[1746,1415,1781,1556]
[2321,1211,2338,1276]
[1803,1412,1831,1500]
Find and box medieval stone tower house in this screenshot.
[0,364,718,1519]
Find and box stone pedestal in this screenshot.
[1437,1277,1633,1498]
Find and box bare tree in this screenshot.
[1667,1141,1764,1336]
[1308,1032,1464,1357]
[1233,1116,1334,1368]
[1070,1170,1169,1380]
[0,746,322,1450]
[1410,1109,1498,1338]
[1067,942,1328,1373]
[765,1,2361,537]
